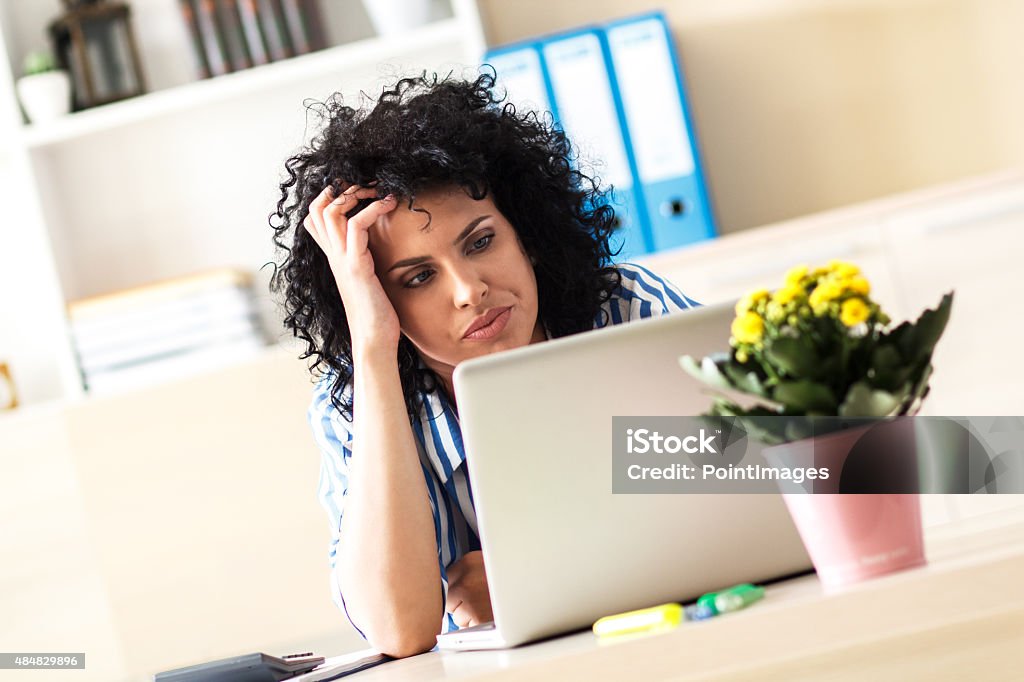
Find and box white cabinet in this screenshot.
[0,0,485,408]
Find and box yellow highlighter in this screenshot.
[592,603,684,640]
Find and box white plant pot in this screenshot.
[362,0,433,36]
[16,71,72,124]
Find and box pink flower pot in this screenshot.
[779,493,925,590]
[763,421,927,590]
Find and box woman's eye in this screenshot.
[470,234,493,251]
[405,270,433,288]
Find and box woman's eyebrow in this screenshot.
[386,215,492,273]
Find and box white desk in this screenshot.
[340,506,1024,681]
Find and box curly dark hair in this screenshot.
[267,69,623,422]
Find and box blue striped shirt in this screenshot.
[309,263,699,638]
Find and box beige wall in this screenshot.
[478,0,1024,235]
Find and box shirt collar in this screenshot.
[414,357,466,484]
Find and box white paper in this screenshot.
[289,648,388,681]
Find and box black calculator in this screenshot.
[154,652,324,682]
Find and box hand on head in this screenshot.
[303,180,401,351]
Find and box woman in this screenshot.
[269,71,700,658]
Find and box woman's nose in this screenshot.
[451,267,488,308]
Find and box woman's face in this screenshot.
[369,187,546,384]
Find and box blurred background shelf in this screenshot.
[17,17,463,149]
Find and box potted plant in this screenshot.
[680,261,953,590]
[16,50,72,124]
[361,0,433,36]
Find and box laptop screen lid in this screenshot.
[452,302,812,646]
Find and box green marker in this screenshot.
[695,591,720,617]
[713,583,765,613]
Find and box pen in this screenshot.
[592,603,684,639]
[715,583,765,613]
[690,583,765,619]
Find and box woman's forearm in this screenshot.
[336,346,442,656]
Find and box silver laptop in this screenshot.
[439,301,813,650]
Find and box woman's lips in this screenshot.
[464,307,512,340]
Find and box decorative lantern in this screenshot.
[0,362,17,410]
[48,0,147,111]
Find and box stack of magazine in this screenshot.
[67,268,270,396]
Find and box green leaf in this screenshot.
[722,362,771,398]
[892,292,954,365]
[839,381,904,417]
[708,397,743,417]
[772,380,837,413]
[869,344,910,391]
[709,401,788,445]
[678,354,734,392]
[765,336,819,379]
[899,364,934,415]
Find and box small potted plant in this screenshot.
[16,50,72,124]
[680,261,953,590]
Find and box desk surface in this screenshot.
[340,505,1024,681]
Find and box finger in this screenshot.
[444,593,463,615]
[302,214,323,251]
[328,186,379,209]
[322,187,380,252]
[346,195,397,256]
[307,186,335,250]
[451,602,477,629]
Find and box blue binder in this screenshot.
[484,13,716,257]
[485,44,552,121]
[486,35,651,261]
[604,13,717,250]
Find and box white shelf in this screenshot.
[17,18,463,150]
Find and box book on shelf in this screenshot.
[301,0,328,51]
[191,0,232,76]
[259,0,295,60]
[178,0,212,78]
[237,0,271,65]
[279,0,312,54]
[216,0,255,71]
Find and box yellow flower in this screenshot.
[845,275,871,296]
[828,260,860,278]
[784,265,808,285]
[736,349,748,363]
[811,265,831,279]
[809,280,843,312]
[774,283,804,306]
[731,311,765,344]
[840,298,870,327]
[734,288,770,316]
